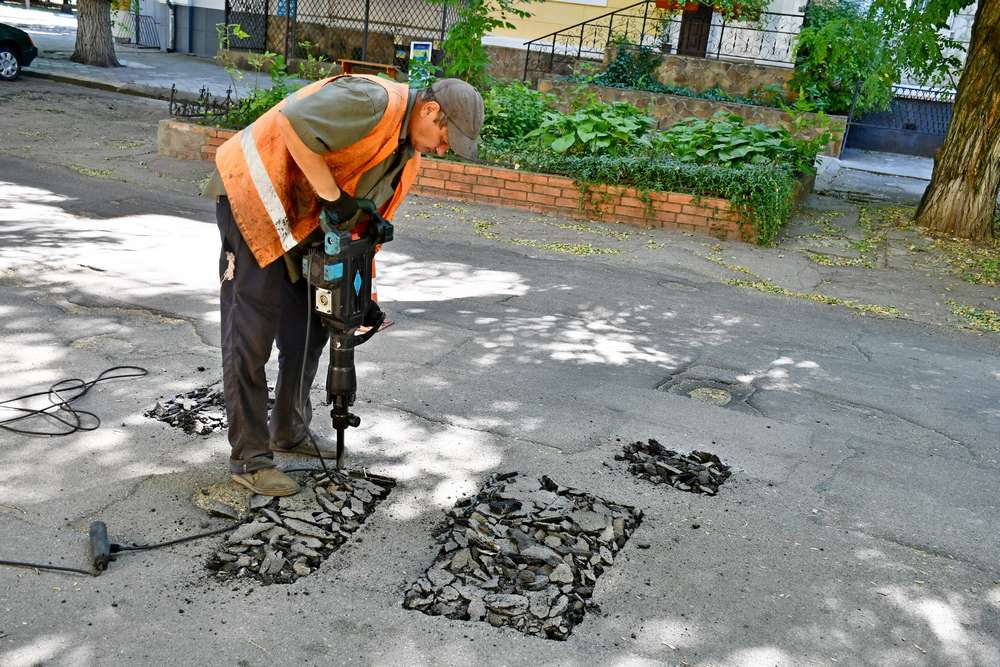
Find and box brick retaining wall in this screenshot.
[158,119,788,242]
[412,160,754,242]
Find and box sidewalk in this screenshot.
[815,149,933,204]
[1,4,286,99]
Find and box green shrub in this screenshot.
[481,81,555,147]
[653,111,830,174]
[525,101,656,156]
[480,146,799,245]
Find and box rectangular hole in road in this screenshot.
[617,439,732,495]
[403,472,643,640]
[204,470,394,585]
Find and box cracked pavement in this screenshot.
[1,78,999,666]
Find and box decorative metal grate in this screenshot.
[168,85,235,119]
[522,1,805,81]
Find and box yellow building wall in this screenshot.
[492,0,640,44]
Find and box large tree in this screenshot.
[72,0,120,67]
[916,0,999,241]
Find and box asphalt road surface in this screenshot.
[1,79,998,666]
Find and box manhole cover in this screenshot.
[617,439,732,495]
[688,386,732,406]
[403,472,643,641]
[204,469,394,585]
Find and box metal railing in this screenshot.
[523,1,805,81]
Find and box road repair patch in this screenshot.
[617,439,732,494]
[144,384,274,435]
[403,472,643,640]
[204,469,394,585]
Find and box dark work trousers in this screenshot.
[217,196,328,473]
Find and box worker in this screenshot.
[205,74,484,497]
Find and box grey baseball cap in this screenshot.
[431,78,484,160]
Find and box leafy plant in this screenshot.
[429,0,541,89]
[480,146,800,245]
[296,40,330,80]
[214,23,250,96]
[406,59,441,89]
[481,81,555,148]
[651,111,829,174]
[791,0,967,114]
[216,53,297,129]
[525,101,656,156]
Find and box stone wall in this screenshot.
[653,54,795,100]
[537,79,846,157]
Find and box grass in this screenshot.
[728,278,904,318]
[947,300,1000,333]
[471,220,624,256]
[70,165,114,179]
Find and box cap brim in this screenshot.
[447,119,478,160]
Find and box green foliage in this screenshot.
[791,0,970,114]
[216,55,296,129]
[429,0,540,89]
[296,40,330,80]
[480,146,799,245]
[791,2,893,114]
[652,111,829,174]
[481,81,555,148]
[525,101,656,156]
[406,59,441,89]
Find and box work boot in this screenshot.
[231,468,300,496]
[270,430,337,460]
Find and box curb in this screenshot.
[22,68,203,103]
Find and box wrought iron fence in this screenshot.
[223,0,460,67]
[523,1,805,81]
[168,84,235,119]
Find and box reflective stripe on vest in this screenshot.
[240,126,296,252]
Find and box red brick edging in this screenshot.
[157,119,753,242]
[413,159,750,242]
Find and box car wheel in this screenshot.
[0,47,20,81]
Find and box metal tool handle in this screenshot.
[89,521,113,573]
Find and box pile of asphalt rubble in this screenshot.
[618,439,732,495]
[145,384,274,435]
[205,469,394,584]
[403,472,643,641]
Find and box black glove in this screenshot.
[362,300,385,329]
[319,191,359,228]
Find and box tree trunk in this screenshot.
[915,0,1000,242]
[71,0,121,67]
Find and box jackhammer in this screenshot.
[303,199,393,470]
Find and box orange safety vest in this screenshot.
[215,74,422,269]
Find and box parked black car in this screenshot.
[0,23,38,81]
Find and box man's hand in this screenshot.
[320,192,359,227]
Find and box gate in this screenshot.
[844,85,955,158]
[225,0,269,53]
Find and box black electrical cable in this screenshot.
[0,366,149,436]
[112,524,238,552]
[0,365,238,577]
[0,559,96,577]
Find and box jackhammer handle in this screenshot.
[89,521,113,573]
